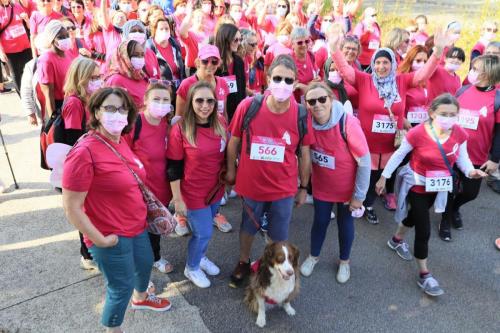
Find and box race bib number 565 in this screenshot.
[250,136,285,163]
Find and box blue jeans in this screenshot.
[186,202,220,270]
[240,196,294,241]
[311,198,355,260]
[89,230,153,328]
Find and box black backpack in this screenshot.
[455,85,500,113]
[241,94,308,156]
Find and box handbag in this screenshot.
[92,133,176,235]
[386,106,407,148]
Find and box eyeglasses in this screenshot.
[40,0,52,3]
[277,4,287,8]
[306,96,328,106]
[65,26,76,31]
[232,37,242,43]
[486,28,498,33]
[323,18,334,23]
[295,39,310,46]
[149,78,172,86]
[271,76,294,85]
[194,97,216,106]
[100,105,129,114]
[201,58,220,66]
[248,42,257,47]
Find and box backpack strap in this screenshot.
[495,89,500,113]
[296,103,308,156]
[338,111,347,144]
[133,115,143,143]
[455,84,472,98]
[242,94,264,154]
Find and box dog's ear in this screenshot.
[289,243,300,268]
[261,242,275,267]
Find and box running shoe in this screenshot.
[174,213,190,236]
[336,262,350,284]
[365,208,379,224]
[387,239,413,260]
[213,213,232,232]
[383,193,397,211]
[153,257,174,274]
[200,257,220,276]
[80,257,99,271]
[184,267,211,288]
[439,219,452,242]
[131,294,172,311]
[417,274,444,297]
[300,255,319,277]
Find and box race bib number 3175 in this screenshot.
[372,115,397,134]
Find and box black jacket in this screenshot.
[216,53,246,121]
[145,37,186,86]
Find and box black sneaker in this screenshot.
[439,220,452,242]
[452,211,463,230]
[229,260,251,288]
[365,208,379,224]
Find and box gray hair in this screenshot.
[290,27,310,41]
[341,35,361,53]
[268,54,297,78]
[487,41,500,50]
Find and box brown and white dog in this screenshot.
[244,241,300,328]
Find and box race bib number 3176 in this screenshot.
[425,170,453,192]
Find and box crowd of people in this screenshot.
[1,0,499,331]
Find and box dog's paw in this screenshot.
[256,315,266,328]
[284,303,296,316]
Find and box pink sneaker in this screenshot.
[384,193,397,211]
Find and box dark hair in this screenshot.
[71,0,85,7]
[88,87,138,134]
[414,14,427,24]
[268,54,297,78]
[277,0,290,17]
[215,23,239,72]
[126,39,140,58]
[428,93,459,115]
[445,47,465,62]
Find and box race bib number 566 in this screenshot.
[250,136,285,163]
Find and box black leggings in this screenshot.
[453,165,482,212]
[6,48,32,96]
[365,169,395,208]
[148,232,161,262]
[402,191,453,259]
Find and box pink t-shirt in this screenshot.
[427,65,461,102]
[102,23,122,62]
[179,31,200,68]
[292,52,317,102]
[354,70,413,154]
[166,121,226,210]
[407,123,468,194]
[62,95,89,130]
[411,31,429,46]
[229,93,315,201]
[353,22,381,66]
[177,75,229,115]
[62,132,148,247]
[0,4,30,53]
[311,115,369,202]
[124,113,172,205]
[144,48,161,79]
[457,87,500,165]
[37,50,76,101]
[29,11,63,36]
[405,86,429,124]
[105,73,148,109]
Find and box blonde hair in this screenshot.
[182,81,226,147]
[472,54,500,86]
[63,57,99,101]
[384,28,410,51]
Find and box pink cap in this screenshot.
[198,44,221,60]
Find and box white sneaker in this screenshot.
[174,213,190,236]
[80,256,99,271]
[153,257,174,273]
[220,192,228,206]
[184,267,211,288]
[300,255,319,277]
[228,190,238,198]
[330,211,336,219]
[200,257,220,276]
[336,262,350,283]
[305,194,314,205]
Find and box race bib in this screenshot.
[425,170,453,192]
[311,149,335,169]
[407,106,428,124]
[250,136,286,163]
[368,40,380,50]
[7,23,25,39]
[217,100,224,114]
[372,115,397,134]
[223,75,238,94]
[458,109,480,130]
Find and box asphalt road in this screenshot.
[1,91,500,333]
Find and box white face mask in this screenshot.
[276,7,287,17]
[56,38,72,51]
[230,11,242,22]
[120,3,131,13]
[482,31,496,42]
[100,111,128,135]
[155,30,170,43]
[128,32,146,45]
[201,3,211,14]
[276,35,289,45]
[176,6,186,15]
[321,22,331,34]
[130,57,145,70]
[328,71,342,84]
[444,62,460,73]
[411,61,425,71]
[467,69,480,85]
[149,101,172,118]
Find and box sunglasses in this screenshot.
[370,14,377,17]
[201,58,220,66]
[277,4,287,8]
[194,97,216,106]
[296,39,310,46]
[486,28,498,33]
[248,42,257,47]
[65,26,76,31]
[272,76,294,85]
[232,37,242,43]
[40,0,52,3]
[323,18,334,23]
[149,78,172,86]
[306,96,328,106]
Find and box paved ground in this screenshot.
[1,91,500,333]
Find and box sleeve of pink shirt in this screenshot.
[412,53,439,87]
[331,50,356,86]
[346,116,369,158]
[37,55,55,85]
[62,145,94,191]
[166,124,185,160]
[62,97,85,130]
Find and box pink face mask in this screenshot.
[435,115,457,130]
[56,38,72,51]
[87,79,103,94]
[202,3,211,14]
[411,61,425,71]
[149,101,172,118]
[128,32,146,45]
[444,62,460,72]
[100,111,128,135]
[328,71,342,84]
[467,69,480,85]
[269,80,294,102]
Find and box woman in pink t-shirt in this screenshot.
[300,82,370,283]
[330,30,447,224]
[166,81,228,289]
[290,27,318,104]
[104,39,149,108]
[375,94,486,297]
[62,87,171,331]
[29,0,63,57]
[352,7,381,71]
